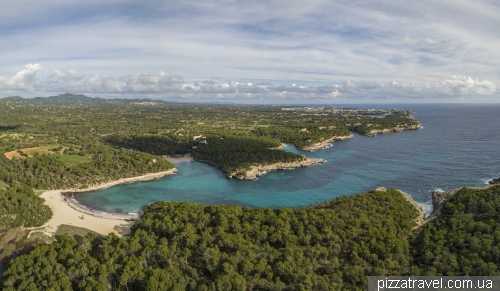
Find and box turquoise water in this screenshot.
[75,104,500,214]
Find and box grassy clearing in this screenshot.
[4,145,91,165]
[4,144,62,159]
[55,224,102,242]
[52,154,92,165]
[0,180,9,189]
[33,189,46,196]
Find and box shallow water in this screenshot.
[75,104,500,214]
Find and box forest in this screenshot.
[1,189,420,291]
[3,185,500,290]
[411,186,500,276]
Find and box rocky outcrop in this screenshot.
[427,188,462,220]
[299,134,353,151]
[489,177,500,184]
[268,143,286,150]
[229,157,326,180]
[428,183,498,221]
[365,123,421,137]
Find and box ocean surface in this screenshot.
[75,104,500,215]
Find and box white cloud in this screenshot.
[1,64,496,102]
[425,37,438,44]
[0,63,41,91]
[1,0,500,91]
[404,37,418,44]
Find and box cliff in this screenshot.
[229,157,326,180]
[427,183,497,220]
[299,134,353,151]
[365,123,421,137]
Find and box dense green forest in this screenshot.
[0,186,52,230]
[0,147,174,189]
[3,186,500,290]
[191,136,303,174]
[411,185,500,276]
[1,189,419,291]
[251,123,351,149]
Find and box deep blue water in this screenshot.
[75,104,500,214]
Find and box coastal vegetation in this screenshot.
[0,146,174,189]
[411,185,500,276]
[3,186,500,290]
[1,189,420,291]
[0,185,52,230]
[191,136,303,175]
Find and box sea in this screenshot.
[74,104,500,216]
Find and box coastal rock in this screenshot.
[489,177,500,184]
[229,157,326,180]
[300,134,354,151]
[365,123,421,137]
[268,143,286,150]
[427,183,500,221]
[428,188,462,220]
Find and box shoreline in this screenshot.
[62,168,178,193]
[365,123,422,137]
[228,157,326,180]
[38,168,179,237]
[427,183,498,221]
[164,155,194,163]
[298,134,354,151]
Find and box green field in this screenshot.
[0,180,8,189]
[55,224,102,242]
[52,153,92,165]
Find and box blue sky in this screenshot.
[1,0,499,103]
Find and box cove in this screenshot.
[75,104,500,214]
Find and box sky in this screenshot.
[1,0,499,103]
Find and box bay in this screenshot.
[75,104,500,214]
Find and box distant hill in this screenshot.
[0,96,24,101]
[0,93,174,104]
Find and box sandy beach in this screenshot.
[37,168,178,238]
[164,154,194,163]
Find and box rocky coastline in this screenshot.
[365,123,421,137]
[428,183,497,220]
[268,143,286,150]
[299,134,354,151]
[62,168,179,193]
[228,157,326,180]
[489,177,500,184]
